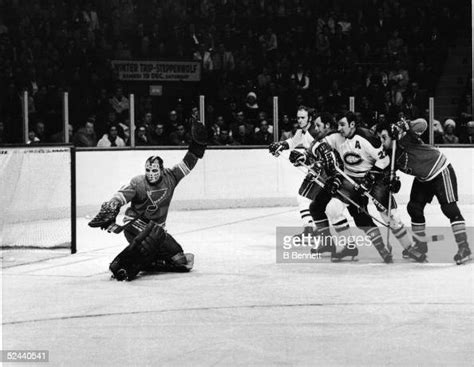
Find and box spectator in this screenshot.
[213,127,234,145]
[169,123,191,146]
[109,87,129,120]
[97,124,126,147]
[232,123,254,145]
[50,124,74,143]
[73,120,97,147]
[27,130,40,144]
[253,120,273,145]
[244,92,259,122]
[442,119,459,144]
[149,123,170,146]
[459,121,474,144]
[432,119,445,144]
[135,125,150,146]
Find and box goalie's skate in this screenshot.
[331,246,358,262]
[454,244,471,265]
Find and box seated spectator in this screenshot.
[118,122,130,145]
[253,120,273,145]
[432,119,445,144]
[169,123,191,146]
[27,130,40,144]
[213,127,235,145]
[232,123,254,145]
[50,124,74,143]
[442,119,459,144]
[459,121,474,144]
[97,124,126,147]
[135,125,150,146]
[149,123,170,146]
[73,120,97,147]
[34,121,46,142]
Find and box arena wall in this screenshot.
[76,147,474,215]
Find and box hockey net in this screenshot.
[0,146,74,252]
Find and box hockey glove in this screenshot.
[289,150,308,167]
[383,174,401,193]
[189,120,207,158]
[88,200,121,229]
[325,176,342,195]
[269,141,289,156]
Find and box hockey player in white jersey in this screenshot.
[314,111,424,262]
[269,106,320,237]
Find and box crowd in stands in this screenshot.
[0,0,471,146]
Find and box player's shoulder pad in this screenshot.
[355,127,382,148]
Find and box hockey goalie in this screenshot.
[88,121,207,281]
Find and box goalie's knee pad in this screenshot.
[325,198,347,224]
[407,201,425,223]
[440,202,463,222]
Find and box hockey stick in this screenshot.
[295,163,392,229]
[385,139,398,253]
[333,166,444,243]
[106,215,147,234]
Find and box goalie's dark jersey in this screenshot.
[395,130,448,182]
[112,152,198,226]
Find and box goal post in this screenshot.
[0,145,76,253]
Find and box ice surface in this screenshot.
[1,204,473,366]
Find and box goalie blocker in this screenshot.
[88,120,207,280]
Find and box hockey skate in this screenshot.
[294,226,317,246]
[376,246,393,263]
[404,244,427,263]
[331,245,358,262]
[310,241,335,255]
[454,244,471,265]
[402,240,427,258]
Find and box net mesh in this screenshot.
[0,147,72,249]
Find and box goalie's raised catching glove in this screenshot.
[88,200,121,229]
[188,119,207,158]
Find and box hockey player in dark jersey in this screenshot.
[376,119,471,264]
[88,121,207,280]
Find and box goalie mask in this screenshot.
[145,156,164,184]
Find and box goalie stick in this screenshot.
[105,214,146,234]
